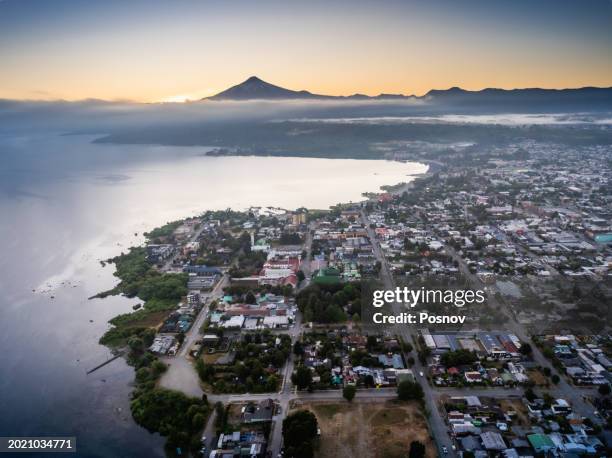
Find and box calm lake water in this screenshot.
[0,134,426,457]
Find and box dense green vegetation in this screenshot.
[96,246,187,346]
[144,220,183,243]
[282,410,319,458]
[296,282,362,323]
[131,388,209,454]
[228,250,267,278]
[292,365,313,390]
[440,349,478,368]
[196,332,290,393]
[112,324,210,455]
[397,380,424,401]
[278,232,303,244]
[222,283,294,299]
[99,247,188,300]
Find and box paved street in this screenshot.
[158,275,228,396]
[179,274,228,357]
[361,210,457,457]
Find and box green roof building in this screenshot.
[527,434,555,453]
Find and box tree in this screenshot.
[343,385,356,402]
[135,367,151,384]
[297,270,306,282]
[397,380,424,401]
[195,358,215,382]
[292,365,313,390]
[192,412,206,429]
[176,331,185,345]
[245,291,257,304]
[551,374,560,385]
[283,284,293,297]
[283,410,318,458]
[214,402,227,431]
[598,384,611,396]
[519,343,532,356]
[293,341,304,356]
[543,367,552,377]
[409,440,426,458]
[128,336,144,352]
[151,360,167,376]
[525,387,537,403]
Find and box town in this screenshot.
[98,140,612,458]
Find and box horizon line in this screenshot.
[2,79,612,104]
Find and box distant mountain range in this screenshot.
[206,76,612,107]
[203,76,414,100]
[206,76,406,101]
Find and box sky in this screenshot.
[1,0,611,102]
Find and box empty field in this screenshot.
[291,400,435,458]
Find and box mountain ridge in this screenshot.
[205,76,612,105]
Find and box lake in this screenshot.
[0,134,426,457]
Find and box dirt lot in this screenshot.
[202,352,228,364]
[227,402,247,425]
[128,310,169,328]
[291,400,436,458]
[527,369,550,387]
[499,399,529,426]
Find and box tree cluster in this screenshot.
[296,283,361,323]
[440,349,477,368]
[131,388,209,454]
[282,410,319,458]
[196,332,290,393]
[397,380,424,401]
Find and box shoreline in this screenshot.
[93,156,440,453]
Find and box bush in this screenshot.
[409,440,426,458]
[343,385,356,402]
[397,380,424,401]
[519,343,532,355]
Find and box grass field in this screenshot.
[291,400,436,458]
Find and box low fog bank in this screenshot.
[2,95,612,137]
[1,98,611,185]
